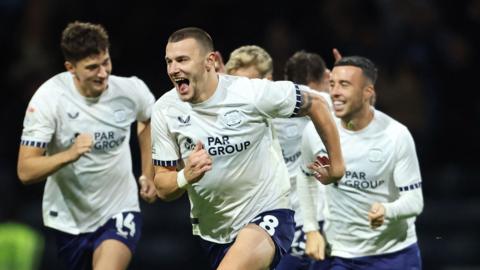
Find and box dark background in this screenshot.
[1,0,479,269]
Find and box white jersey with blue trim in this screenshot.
[151,74,299,243]
[272,90,331,226]
[20,71,155,234]
[300,108,423,257]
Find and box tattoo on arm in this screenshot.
[297,90,313,116]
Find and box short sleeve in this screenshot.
[20,89,56,148]
[151,104,180,167]
[130,77,155,122]
[253,80,301,118]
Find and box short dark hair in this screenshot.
[168,27,214,53]
[334,56,378,84]
[284,51,326,84]
[60,21,110,63]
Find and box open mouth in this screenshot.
[174,78,189,87]
[92,80,107,90]
[174,78,190,94]
[333,100,346,111]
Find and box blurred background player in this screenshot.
[284,50,331,94]
[17,21,157,270]
[225,45,273,80]
[298,56,424,270]
[278,50,332,270]
[152,27,344,270]
[226,47,332,270]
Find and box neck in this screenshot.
[342,105,374,131]
[193,71,219,103]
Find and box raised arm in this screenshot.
[296,89,345,183]
[17,133,92,184]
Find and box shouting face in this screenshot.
[165,38,214,103]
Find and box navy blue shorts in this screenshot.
[329,242,422,270]
[53,211,142,270]
[276,222,330,270]
[199,208,295,270]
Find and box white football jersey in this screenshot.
[272,90,331,226]
[300,108,423,257]
[21,72,155,234]
[151,74,300,243]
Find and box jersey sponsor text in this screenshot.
[206,136,250,156]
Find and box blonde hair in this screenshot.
[225,45,273,78]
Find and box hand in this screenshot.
[214,51,226,73]
[305,231,326,260]
[139,175,157,203]
[368,202,385,229]
[68,133,93,161]
[184,141,212,184]
[332,48,343,63]
[307,155,336,183]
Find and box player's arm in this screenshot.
[369,128,424,228]
[151,106,190,201]
[17,133,93,184]
[137,120,157,203]
[383,189,423,219]
[332,48,343,63]
[297,171,326,260]
[153,165,186,201]
[296,89,345,183]
[154,141,212,201]
[370,173,424,228]
[297,170,321,233]
[297,126,328,260]
[369,189,423,229]
[305,230,326,261]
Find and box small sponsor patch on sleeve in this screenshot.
[21,140,47,148]
[399,182,422,192]
[152,159,178,167]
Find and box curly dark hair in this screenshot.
[60,21,110,63]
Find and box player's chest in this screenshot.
[54,98,134,148]
[169,107,267,155]
[340,135,395,183]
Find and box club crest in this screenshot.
[368,148,383,162]
[114,109,126,123]
[222,110,243,128]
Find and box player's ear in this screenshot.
[65,61,75,74]
[205,52,216,72]
[364,84,375,105]
[265,73,273,81]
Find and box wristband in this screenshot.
[176,169,189,189]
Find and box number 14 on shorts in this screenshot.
[113,212,136,238]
